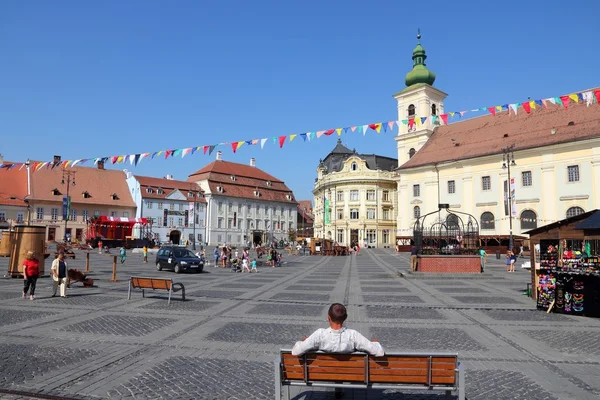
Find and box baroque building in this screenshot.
[394,34,600,248]
[313,139,397,248]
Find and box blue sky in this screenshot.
[1,1,599,201]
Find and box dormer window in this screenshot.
[351,162,358,171]
[230,175,236,181]
[187,191,193,197]
[157,189,164,195]
[52,188,62,196]
[253,189,260,197]
[286,193,293,201]
[216,185,223,193]
[82,191,92,199]
[111,193,120,200]
[146,188,153,194]
[266,181,272,187]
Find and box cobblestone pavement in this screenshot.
[1,249,600,399]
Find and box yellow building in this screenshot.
[394,35,600,248]
[313,140,397,248]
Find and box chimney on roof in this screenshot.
[0,154,3,164]
[250,157,256,167]
[165,174,174,180]
[216,151,222,161]
[53,155,61,163]
[97,160,105,170]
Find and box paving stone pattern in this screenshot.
[0,248,598,400]
[366,306,447,320]
[482,309,576,322]
[246,303,326,317]
[361,286,410,293]
[435,287,489,294]
[371,327,487,352]
[0,343,98,386]
[138,299,221,312]
[269,292,330,302]
[206,322,316,345]
[451,295,520,304]
[108,357,273,399]
[61,315,176,336]
[0,309,59,327]
[363,295,425,303]
[523,329,600,356]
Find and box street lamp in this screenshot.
[502,145,517,252]
[189,184,200,251]
[61,169,76,242]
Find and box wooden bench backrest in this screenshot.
[281,352,457,386]
[131,277,172,290]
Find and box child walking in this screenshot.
[250,259,258,273]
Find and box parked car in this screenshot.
[155,247,204,273]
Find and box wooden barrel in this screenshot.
[0,230,13,256]
[8,225,46,277]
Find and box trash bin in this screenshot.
[496,250,501,259]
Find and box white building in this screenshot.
[126,173,206,245]
[187,152,298,246]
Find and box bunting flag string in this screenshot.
[1,88,598,172]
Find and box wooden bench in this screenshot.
[275,350,464,400]
[127,276,185,305]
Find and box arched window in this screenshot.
[520,210,537,230]
[446,214,459,230]
[413,206,421,219]
[409,148,416,159]
[408,104,416,118]
[481,212,495,230]
[566,206,585,218]
[351,162,358,171]
[431,104,437,116]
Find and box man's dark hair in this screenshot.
[328,303,347,324]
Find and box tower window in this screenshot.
[409,148,416,159]
[431,104,437,116]
[351,162,358,171]
[408,104,416,117]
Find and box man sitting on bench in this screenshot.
[291,303,385,397]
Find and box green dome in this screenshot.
[404,38,436,87]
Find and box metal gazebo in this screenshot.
[413,205,479,254]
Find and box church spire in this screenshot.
[404,29,436,87]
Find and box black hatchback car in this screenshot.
[155,247,204,273]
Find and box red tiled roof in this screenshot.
[0,162,29,207]
[189,160,296,204]
[400,99,600,169]
[30,163,136,208]
[297,200,313,213]
[134,175,206,202]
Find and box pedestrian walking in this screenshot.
[98,240,103,254]
[142,245,148,263]
[242,258,250,273]
[119,247,127,264]
[22,250,40,300]
[479,248,487,272]
[250,259,258,273]
[51,251,68,298]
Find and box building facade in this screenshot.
[297,200,314,239]
[313,140,398,248]
[188,153,298,247]
[126,174,207,245]
[394,35,600,245]
[0,157,29,230]
[23,157,136,242]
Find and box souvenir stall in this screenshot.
[527,210,600,318]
